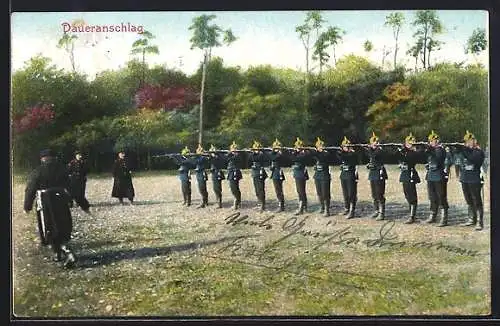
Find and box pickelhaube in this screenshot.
[341,136,351,146]
[315,137,325,150]
[405,132,416,144]
[428,130,439,141]
[196,143,204,154]
[463,130,475,141]
[229,141,238,151]
[181,146,191,155]
[252,140,262,150]
[209,144,217,152]
[294,137,304,149]
[272,138,282,149]
[369,131,379,144]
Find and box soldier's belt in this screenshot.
[465,164,474,171]
[341,165,354,172]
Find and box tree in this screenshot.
[57,32,78,73]
[412,10,444,69]
[313,32,331,75]
[466,28,487,62]
[385,12,405,69]
[189,14,237,146]
[406,40,423,72]
[130,30,160,88]
[323,26,345,66]
[363,40,373,53]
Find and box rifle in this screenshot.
[442,142,465,147]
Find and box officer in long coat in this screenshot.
[290,137,311,215]
[312,137,334,217]
[337,136,358,219]
[248,140,269,212]
[171,146,195,207]
[424,130,450,226]
[397,133,422,224]
[267,139,287,213]
[208,144,226,209]
[111,150,135,205]
[226,141,243,210]
[24,149,76,268]
[193,144,210,208]
[364,132,388,221]
[67,150,90,213]
[455,130,486,230]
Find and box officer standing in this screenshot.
[24,149,76,268]
[455,131,486,230]
[364,132,388,221]
[424,130,449,227]
[67,150,91,213]
[208,144,226,209]
[111,150,135,205]
[248,141,269,212]
[312,137,333,217]
[337,136,358,219]
[193,144,210,208]
[226,141,243,210]
[267,139,287,213]
[290,137,311,215]
[397,133,422,224]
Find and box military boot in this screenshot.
[463,205,476,226]
[425,209,437,223]
[323,199,331,217]
[437,208,448,227]
[346,202,356,219]
[404,204,417,224]
[260,199,266,212]
[232,199,238,210]
[275,201,285,213]
[475,207,484,231]
[318,200,325,214]
[197,200,206,209]
[186,196,192,207]
[376,202,386,221]
[370,202,380,219]
[182,193,187,206]
[60,245,76,268]
[216,196,223,209]
[343,203,350,216]
[303,199,308,213]
[294,201,304,215]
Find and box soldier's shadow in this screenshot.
[74,234,258,269]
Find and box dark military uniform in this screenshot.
[111,157,135,204]
[171,154,195,206]
[209,153,226,208]
[67,156,90,211]
[24,151,76,267]
[312,150,333,216]
[424,145,449,225]
[337,149,358,219]
[248,151,269,212]
[397,147,422,223]
[267,150,287,212]
[365,146,388,220]
[455,145,485,229]
[290,150,311,215]
[193,155,210,208]
[226,152,243,209]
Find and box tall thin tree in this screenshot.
[385,12,405,69]
[130,30,160,88]
[57,33,78,73]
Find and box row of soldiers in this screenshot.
[166,130,486,230]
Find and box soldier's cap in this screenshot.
[405,132,416,144]
[341,136,351,146]
[209,144,217,152]
[294,137,304,149]
[252,140,263,150]
[272,138,282,149]
[181,146,191,155]
[428,130,439,141]
[196,143,204,154]
[464,130,475,141]
[369,131,379,144]
[39,149,54,158]
[74,150,82,155]
[315,137,325,149]
[229,141,238,151]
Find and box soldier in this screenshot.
[208,144,226,209]
[337,136,358,219]
[397,133,422,224]
[424,130,449,226]
[226,141,243,210]
[290,137,311,215]
[364,132,388,221]
[24,149,76,268]
[171,146,195,207]
[312,137,333,217]
[248,140,269,212]
[193,144,210,208]
[67,150,90,213]
[111,150,135,205]
[267,139,287,213]
[455,131,486,230]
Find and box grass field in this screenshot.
[11,165,490,317]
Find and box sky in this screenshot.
[11,10,489,79]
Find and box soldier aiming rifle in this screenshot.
[311,137,335,217]
[337,136,359,219]
[248,140,269,212]
[266,139,288,213]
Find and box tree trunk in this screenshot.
[70,43,76,73]
[422,23,428,69]
[198,50,208,146]
[394,29,399,69]
[333,47,337,66]
[428,49,432,69]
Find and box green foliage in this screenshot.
[466,28,487,55]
